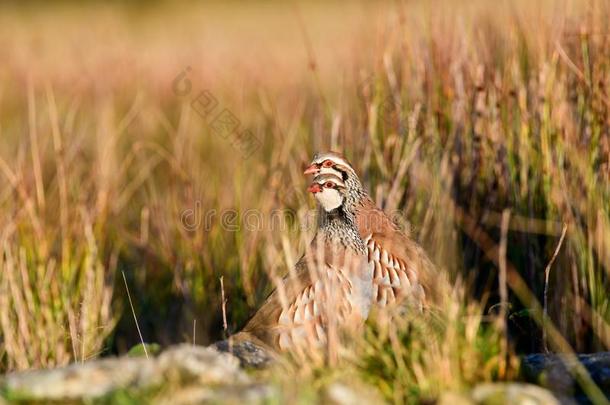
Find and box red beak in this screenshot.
[307,183,322,193]
[303,164,320,175]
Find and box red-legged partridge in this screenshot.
[231,174,373,357]
[304,151,433,311]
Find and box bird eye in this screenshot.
[324,182,334,188]
[322,160,333,168]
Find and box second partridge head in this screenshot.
[303,151,357,179]
[307,173,348,212]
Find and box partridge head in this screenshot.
[304,151,357,178]
[307,173,347,212]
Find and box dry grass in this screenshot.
[0,0,608,402]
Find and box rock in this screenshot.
[1,344,273,403]
[158,344,248,385]
[521,352,610,401]
[213,339,275,368]
[154,383,276,405]
[3,356,155,400]
[438,383,563,405]
[471,383,562,405]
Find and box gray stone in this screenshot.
[154,383,276,405]
[157,344,248,385]
[1,344,273,403]
[438,383,564,405]
[471,383,562,405]
[3,356,155,399]
[213,339,275,368]
[521,352,610,401]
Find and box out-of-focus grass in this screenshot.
[0,0,608,402]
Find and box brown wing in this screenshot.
[241,242,354,352]
[275,262,354,351]
[356,198,431,309]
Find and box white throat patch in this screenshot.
[315,188,343,211]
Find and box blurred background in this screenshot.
[0,0,608,400]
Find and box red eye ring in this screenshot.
[324,182,334,188]
[322,160,333,168]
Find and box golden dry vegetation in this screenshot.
[0,0,608,403]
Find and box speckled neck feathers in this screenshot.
[342,172,368,212]
[318,208,366,254]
